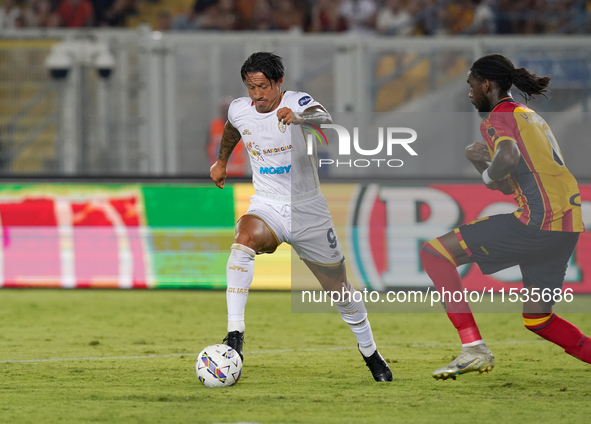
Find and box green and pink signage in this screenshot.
[0,184,234,289]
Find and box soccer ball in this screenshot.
[196,344,242,388]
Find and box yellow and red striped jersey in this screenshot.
[480,97,584,232]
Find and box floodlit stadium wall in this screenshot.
[0,181,589,293]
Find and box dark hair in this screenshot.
[470,54,551,102]
[240,52,285,84]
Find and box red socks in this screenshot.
[421,242,591,364]
[420,246,482,345]
[524,313,591,364]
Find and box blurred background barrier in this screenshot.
[2,30,591,178]
[0,180,588,292]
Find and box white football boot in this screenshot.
[432,344,495,381]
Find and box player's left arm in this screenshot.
[465,141,491,173]
[465,141,513,194]
[482,139,520,189]
[276,105,332,126]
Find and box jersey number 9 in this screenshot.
[327,228,338,249]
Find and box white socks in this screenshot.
[335,287,377,357]
[462,340,485,349]
[226,246,377,356]
[226,243,255,333]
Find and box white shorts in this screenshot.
[244,191,344,266]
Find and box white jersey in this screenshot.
[228,91,322,199]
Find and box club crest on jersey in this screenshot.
[298,96,312,106]
[246,142,264,161]
[278,120,287,133]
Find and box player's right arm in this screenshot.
[210,121,242,189]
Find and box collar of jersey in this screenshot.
[482,96,515,120]
[491,96,514,112]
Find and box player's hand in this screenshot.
[210,160,227,189]
[465,142,491,162]
[276,107,301,125]
[488,178,514,195]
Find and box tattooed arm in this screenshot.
[210,121,242,189]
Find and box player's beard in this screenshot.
[475,97,492,116]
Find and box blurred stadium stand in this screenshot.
[1,1,591,179]
[0,39,59,173]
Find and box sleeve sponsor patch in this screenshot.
[298,96,312,106]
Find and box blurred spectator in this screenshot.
[0,0,23,29]
[376,0,413,35]
[13,13,26,27]
[250,0,272,30]
[235,0,256,28]
[190,0,215,30]
[91,0,110,25]
[98,0,138,27]
[496,0,515,33]
[91,0,135,27]
[402,0,421,34]
[419,0,447,35]
[518,0,546,34]
[545,0,575,33]
[25,0,61,28]
[190,0,237,30]
[271,0,304,31]
[216,0,238,30]
[339,0,377,33]
[171,13,194,30]
[446,0,474,34]
[155,9,172,31]
[57,0,94,27]
[309,0,346,32]
[465,0,495,34]
[0,0,582,34]
[193,0,217,14]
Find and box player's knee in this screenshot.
[235,225,266,252]
[235,219,278,253]
[234,230,255,249]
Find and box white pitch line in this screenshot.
[0,340,544,364]
[247,340,544,355]
[0,353,193,364]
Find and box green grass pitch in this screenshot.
[1,290,590,424]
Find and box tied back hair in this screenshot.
[470,54,551,102]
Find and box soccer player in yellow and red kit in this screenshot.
[420,54,590,380]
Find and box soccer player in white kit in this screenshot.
[210,52,392,381]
